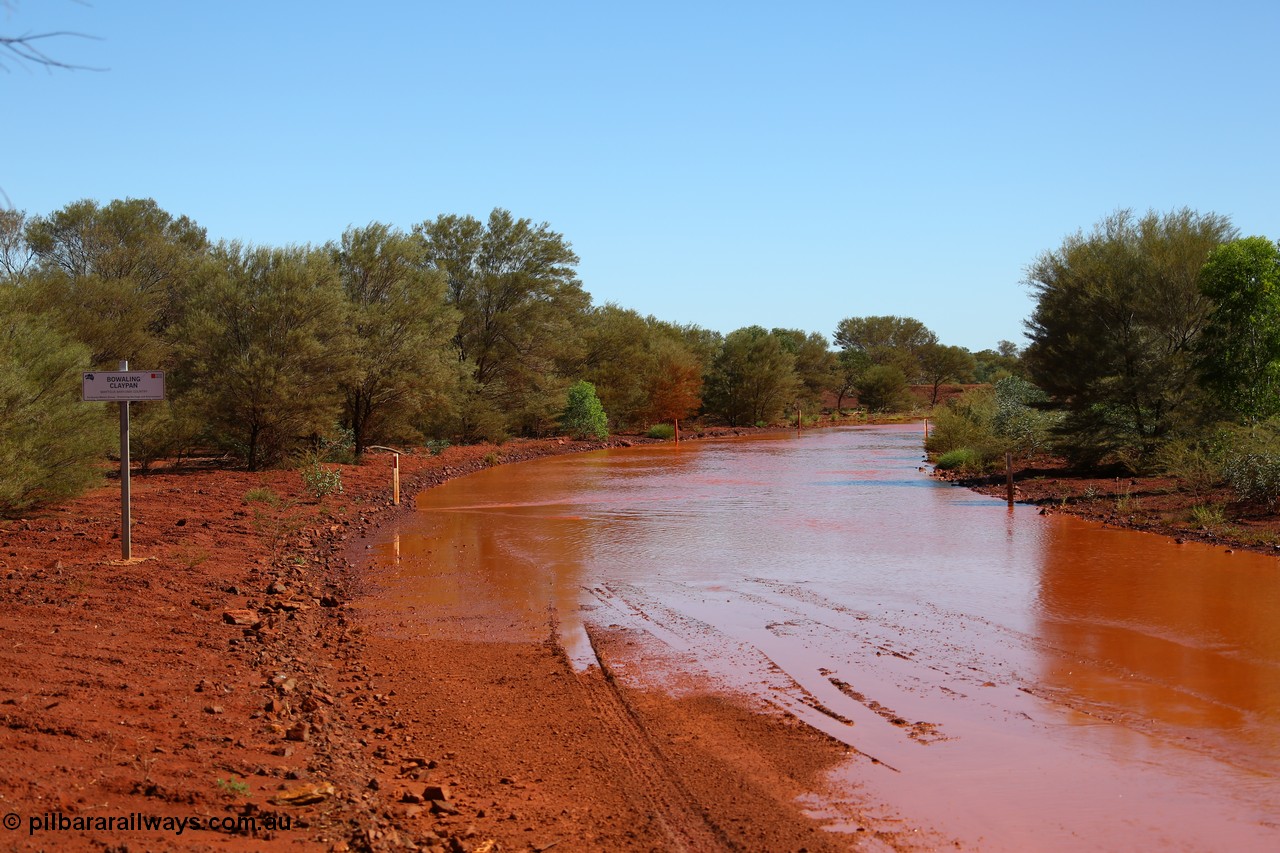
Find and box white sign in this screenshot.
[83,370,166,402]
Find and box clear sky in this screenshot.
[4,1,1278,351]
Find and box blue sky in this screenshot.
[4,1,1278,351]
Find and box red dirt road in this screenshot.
[0,433,902,852]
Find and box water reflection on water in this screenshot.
[368,424,1280,850]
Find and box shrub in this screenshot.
[1188,503,1225,527]
[425,438,450,456]
[1221,452,1280,508]
[560,380,608,440]
[927,388,998,457]
[301,461,343,499]
[0,308,113,516]
[935,447,983,473]
[856,365,911,413]
[992,376,1058,456]
[1154,437,1222,496]
[1214,421,1280,508]
[646,423,675,440]
[483,451,500,467]
[316,426,355,464]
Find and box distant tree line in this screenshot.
[0,197,1000,513]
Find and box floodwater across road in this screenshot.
[370,424,1280,850]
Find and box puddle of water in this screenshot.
[365,425,1280,850]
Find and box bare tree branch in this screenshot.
[0,30,104,72]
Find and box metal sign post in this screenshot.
[120,377,130,560]
[83,363,166,561]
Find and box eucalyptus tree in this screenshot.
[580,306,708,429]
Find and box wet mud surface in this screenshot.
[2,422,1278,851]
[369,425,1280,851]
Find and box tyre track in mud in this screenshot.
[564,624,737,852]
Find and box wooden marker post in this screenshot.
[368,446,402,505]
[1005,451,1015,506]
[674,418,679,444]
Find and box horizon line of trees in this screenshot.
[1,196,1011,514]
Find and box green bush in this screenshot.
[560,380,608,440]
[1221,452,1280,508]
[1154,437,1222,496]
[0,306,113,516]
[1212,421,1280,507]
[935,447,982,473]
[483,451,500,467]
[856,364,911,413]
[927,388,998,456]
[1188,503,1225,527]
[425,438,450,456]
[646,423,675,439]
[301,461,343,499]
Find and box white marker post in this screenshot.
[83,363,166,560]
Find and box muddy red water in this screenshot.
[365,424,1280,851]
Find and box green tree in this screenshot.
[855,364,911,412]
[834,315,937,381]
[560,380,608,439]
[918,342,976,406]
[0,209,34,278]
[772,329,838,412]
[0,293,113,514]
[20,198,209,367]
[972,340,1025,383]
[416,209,589,439]
[332,223,460,455]
[178,244,354,471]
[705,326,799,425]
[1023,208,1236,466]
[580,304,653,428]
[1196,236,1280,424]
[833,348,869,414]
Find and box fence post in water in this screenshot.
[674,418,679,444]
[1005,451,1014,506]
